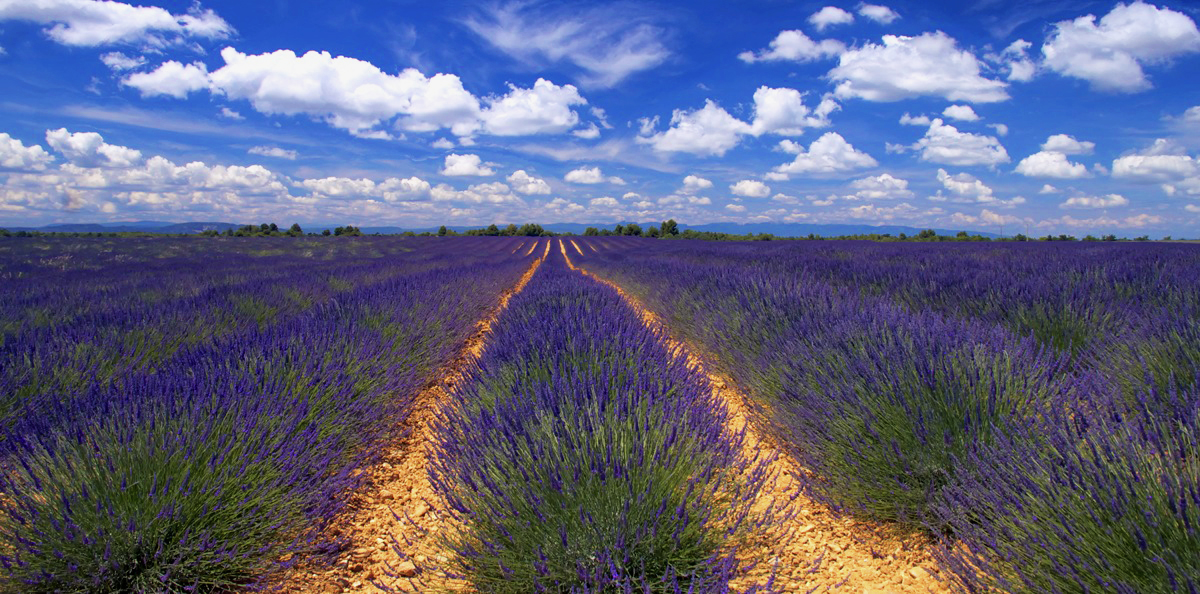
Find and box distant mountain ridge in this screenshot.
[6,221,242,234]
[5,220,1000,238]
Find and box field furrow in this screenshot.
[281,240,550,593]
[564,239,948,593]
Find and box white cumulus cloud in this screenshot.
[738,29,845,63]
[1041,134,1095,154]
[45,128,142,167]
[774,132,878,176]
[809,7,854,31]
[750,86,838,135]
[441,153,494,176]
[0,133,55,170]
[999,40,1036,82]
[480,78,586,136]
[564,166,622,184]
[935,168,994,202]
[431,181,521,204]
[1015,151,1091,179]
[912,119,1010,167]
[506,170,552,194]
[1112,140,1198,182]
[858,4,900,24]
[0,0,233,47]
[1042,1,1200,92]
[829,32,1009,103]
[730,180,771,198]
[123,60,209,99]
[942,105,980,121]
[847,173,913,200]
[641,88,837,156]
[639,100,751,156]
[1061,193,1129,208]
[127,48,589,140]
[682,175,713,193]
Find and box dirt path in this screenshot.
[279,240,549,594]
[563,239,949,594]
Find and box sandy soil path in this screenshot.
[278,240,549,594]
[563,239,950,594]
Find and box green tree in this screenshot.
[438,225,449,236]
[661,219,679,236]
[613,224,624,235]
[583,227,599,236]
[917,229,937,240]
[485,224,500,236]
[646,225,660,238]
[322,229,331,236]
[518,223,544,236]
[624,223,642,236]
[288,223,303,237]
[504,223,519,236]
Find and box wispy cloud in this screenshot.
[464,2,671,89]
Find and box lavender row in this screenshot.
[582,238,1200,394]
[574,238,1199,590]
[574,239,1070,528]
[934,377,1200,593]
[0,237,521,434]
[428,242,775,592]
[0,237,533,592]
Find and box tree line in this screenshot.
[0,220,1175,242]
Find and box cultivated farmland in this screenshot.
[0,236,1196,593]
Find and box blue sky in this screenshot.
[1,0,1199,236]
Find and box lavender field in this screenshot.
[0,236,1196,593]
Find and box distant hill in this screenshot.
[7,221,242,234]
[5,220,1000,238]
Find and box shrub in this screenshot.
[429,250,774,592]
[934,376,1200,593]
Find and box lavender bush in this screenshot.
[429,245,775,592]
[574,240,1072,531]
[0,237,533,592]
[934,376,1200,593]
